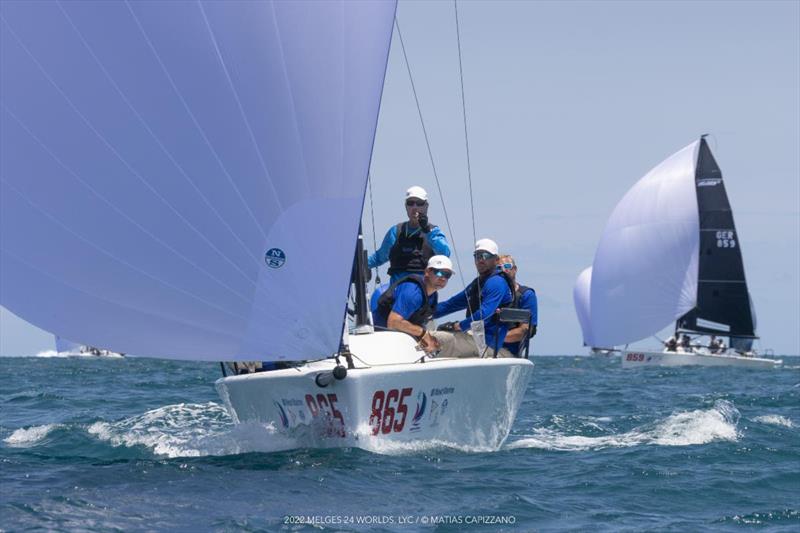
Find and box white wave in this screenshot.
[4,424,61,446]
[507,400,739,451]
[87,402,302,458]
[753,415,794,428]
[35,350,123,358]
[35,350,65,358]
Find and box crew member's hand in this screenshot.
[418,331,440,353]
[418,214,430,233]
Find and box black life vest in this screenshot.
[376,275,436,327]
[512,284,536,328]
[464,270,516,318]
[388,222,434,275]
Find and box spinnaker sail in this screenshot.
[0,0,397,361]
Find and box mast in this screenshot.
[677,137,756,349]
[352,223,371,327]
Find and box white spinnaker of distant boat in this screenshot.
[582,141,701,348]
[54,336,80,354]
[0,1,396,361]
[572,266,594,347]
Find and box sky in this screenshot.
[1,0,798,356]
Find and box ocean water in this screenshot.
[1,355,797,532]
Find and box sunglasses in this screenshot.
[405,200,427,207]
[473,251,495,261]
[432,269,453,279]
[501,263,515,270]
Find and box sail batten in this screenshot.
[1,0,397,361]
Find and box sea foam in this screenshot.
[4,424,61,446]
[507,400,740,451]
[753,415,794,428]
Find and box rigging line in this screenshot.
[367,172,380,286]
[453,0,478,247]
[453,0,481,315]
[394,16,471,299]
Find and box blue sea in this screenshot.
[1,354,798,532]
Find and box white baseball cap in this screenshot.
[405,186,428,202]
[427,255,454,272]
[474,238,499,256]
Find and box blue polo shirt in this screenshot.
[373,280,438,328]
[433,270,513,349]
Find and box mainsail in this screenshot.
[574,138,757,348]
[676,138,756,346]
[0,1,397,361]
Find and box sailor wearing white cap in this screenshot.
[431,239,515,358]
[367,186,451,284]
[373,256,454,354]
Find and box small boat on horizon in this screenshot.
[574,137,781,369]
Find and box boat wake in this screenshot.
[752,415,794,428]
[4,401,519,457]
[507,400,740,451]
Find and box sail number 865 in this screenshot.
[369,388,413,435]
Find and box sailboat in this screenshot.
[0,1,533,449]
[574,138,780,369]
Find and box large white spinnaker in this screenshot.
[0,1,396,361]
[573,266,594,347]
[587,141,701,348]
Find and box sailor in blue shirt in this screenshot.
[432,239,514,358]
[373,256,454,354]
[368,186,451,284]
[499,254,538,356]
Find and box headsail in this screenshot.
[572,266,594,347]
[676,138,756,342]
[0,1,397,361]
[583,141,701,347]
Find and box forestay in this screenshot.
[0,1,396,361]
[581,141,701,347]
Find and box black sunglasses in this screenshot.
[405,200,427,207]
[432,269,453,279]
[473,251,495,261]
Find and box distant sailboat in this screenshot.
[574,138,780,368]
[54,336,123,358]
[1,1,533,449]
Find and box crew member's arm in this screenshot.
[368,226,397,269]
[387,311,427,339]
[459,277,509,332]
[433,289,467,319]
[426,226,451,257]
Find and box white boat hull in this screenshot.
[621,349,781,369]
[215,331,534,451]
